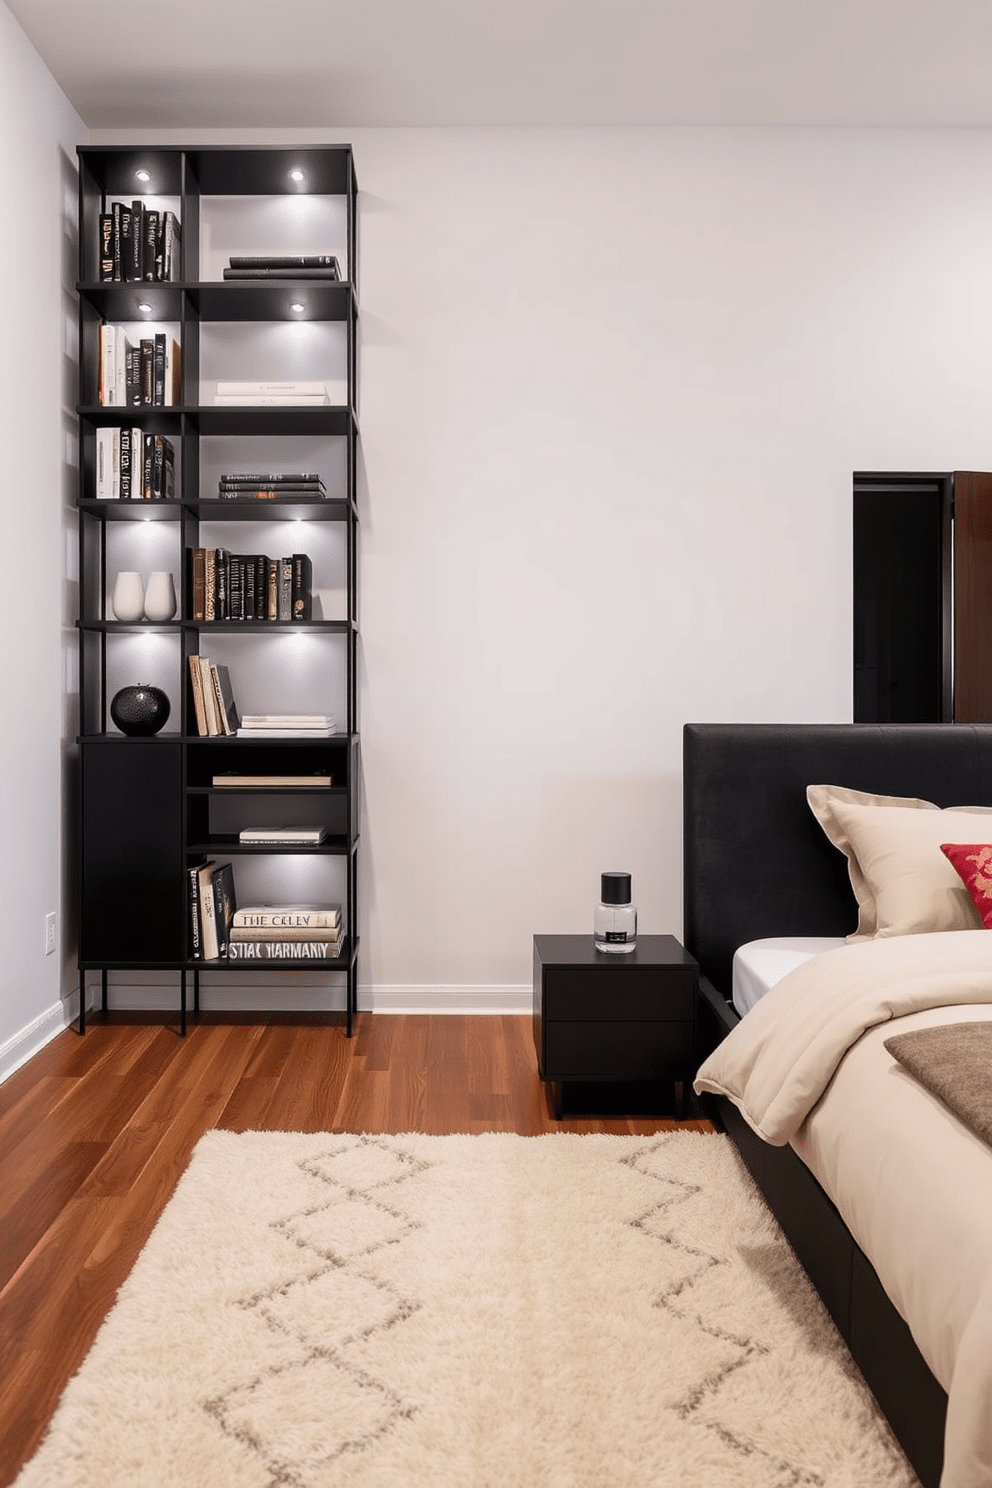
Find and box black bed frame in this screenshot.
[683,722,992,1488]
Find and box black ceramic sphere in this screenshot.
[110,684,171,736]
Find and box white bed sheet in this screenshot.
[731,935,846,1015]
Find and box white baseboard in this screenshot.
[0,984,532,1081]
[0,989,85,1084]
[75,979,532,1016]
[365,985,531,1014]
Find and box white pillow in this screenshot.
[806,785,938,940]
[828,801,992,937]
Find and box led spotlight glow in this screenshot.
[289,168,305,182]
[137,302,153,314]
[135,169,151,182]
[290,302,305,314]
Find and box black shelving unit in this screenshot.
[75,144,361,1037]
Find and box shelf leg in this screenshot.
[194,969,200,1016]
[78,971,86,1036]
[347,959,357,1038]
[101,970,108,1021]
[180,971,187,1039]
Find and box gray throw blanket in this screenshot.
[884,1021,992,1149]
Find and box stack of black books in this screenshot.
[217,472,326,500]
[222,255,340,281]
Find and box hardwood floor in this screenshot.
[0,1011,713,1485]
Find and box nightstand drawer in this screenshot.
[543,965,696,1022]
[543,1020,695,1080]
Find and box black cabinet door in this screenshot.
[80,740,184,962]
[853,472,952,723]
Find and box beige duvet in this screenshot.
[695,931,992,1488]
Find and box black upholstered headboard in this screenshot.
[682,722,992,999]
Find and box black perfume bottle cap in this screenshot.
[601,872,632,905]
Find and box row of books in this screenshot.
[221,255,340,281]
[213,380,341,407]
[95,427,175,500]
[98,326,181,406]
[189,549,312,622]
[188,656,336,740]
[218,472,326,500]
[189,656,240,736]
[188,857,342,961]
[100,202,181,283]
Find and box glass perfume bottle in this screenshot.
[593,871,637,953]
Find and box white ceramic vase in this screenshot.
[111,571,145,622]
[143,571,177,622]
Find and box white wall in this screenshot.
[0,0,85,1075]
[75,123,992,1014]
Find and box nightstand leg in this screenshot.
[554,1082,564,1121]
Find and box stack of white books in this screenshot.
[213,380,344,406]
[238,713,337,738]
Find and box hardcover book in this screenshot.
[99,214,113,281]
[212,662,241,733]
[229,925,340,942]
[188,654,208,736]
[238,826,327,843]
[187,860,206,959]
[212,774,332,788]
[227,255,339,271]
[232,904,340,928]
[221,267,341,280]
[142,211,159,281]
[219,472,323,485]
[211,862,237,954]
[291,553,312,621]
[226,939,341,960]
[197,861,219,959]
[212,394,330,406]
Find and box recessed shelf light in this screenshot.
[135,169,151,183]
[137,302,153,314]
[290,302,306,314]
[289,168,305,182]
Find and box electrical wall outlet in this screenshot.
[45,912,56,956]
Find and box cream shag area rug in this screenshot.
[17,1131,920,1488]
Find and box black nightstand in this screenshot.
[532,934,699,1119]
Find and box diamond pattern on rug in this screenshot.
[213,1355,408,1473]
[621,1137,826,1488]
[204,1135,427,1479]
[253,1266,415,1351]
[276,1195,415,1262]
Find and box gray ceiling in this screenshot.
[11,0,992,130]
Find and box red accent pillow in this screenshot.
[940,844,992,929]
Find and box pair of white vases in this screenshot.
[111,571,177,623]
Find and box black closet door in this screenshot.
[79,739,184,963]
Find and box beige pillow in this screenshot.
[827,800,992,937]
[806,785,939,940]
